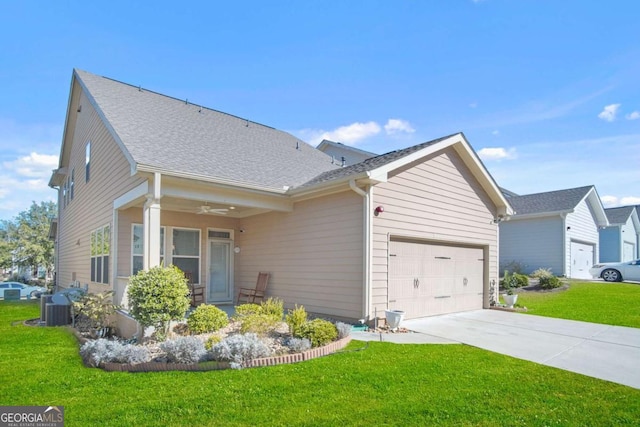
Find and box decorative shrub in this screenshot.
[286,305,307,337]
[335,322,351,339]
[239,313,280,336]
[502,260,526,274]
[260,298,284,320]
[531,268,554,279]
[298,319,338,348]
[513,273,529,288]
[73,290,120,330]
[233,303,261,319]
[539,275,562,290]
[285,337,311,353]
[127,265,191,340]
[187,304,229,334]
[209,333,272,369]
[80,339,151,367]
[160,336,207,364]
[204,334,222,350]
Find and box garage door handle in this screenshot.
[435,295,451,299]
[435,256,451,259]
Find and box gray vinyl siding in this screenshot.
[499,216,563,275]
[599,227,620,262]
[371,147,499,317]
[237,190,364,320]
[565,199,600,274]
[56,88,145,292]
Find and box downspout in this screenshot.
[349,179,371,322]
[561,213,567,277]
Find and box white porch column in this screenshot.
[143,173,162,270]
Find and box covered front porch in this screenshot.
[111,172,293,311]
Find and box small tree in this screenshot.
[127,265,190,340]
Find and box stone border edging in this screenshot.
[99,336,353,372]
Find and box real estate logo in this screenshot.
[0,406,64,427]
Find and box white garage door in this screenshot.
[388,240,484,319]
[570,241,594,279]
[623,242,635,262]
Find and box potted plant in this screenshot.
[500,270,518,309]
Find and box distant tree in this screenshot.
[0,224,12,270]
[5,201,57,277]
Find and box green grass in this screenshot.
[517,281,640,328]
[2,301,640,426]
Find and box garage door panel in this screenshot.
[570,241,594,279]
[389,240,484,319]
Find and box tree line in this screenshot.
[0,201,56,280]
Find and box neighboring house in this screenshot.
[49,69,512,336]
[499,186,608,279]
[599,206,640,262]
[316,139,377,167]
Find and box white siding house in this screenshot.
[499,186,608,279]
[599,206,640,262]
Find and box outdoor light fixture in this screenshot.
[374,206,384,216]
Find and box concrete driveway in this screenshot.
[401,310,640,389]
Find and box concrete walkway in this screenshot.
[352,309,640,389]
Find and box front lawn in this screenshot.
[517,281,640,328]
[2,301,640,426]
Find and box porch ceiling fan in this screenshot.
[195,204,229,215]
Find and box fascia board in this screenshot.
[73,70,138,176]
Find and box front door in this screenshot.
[208,240,232,302]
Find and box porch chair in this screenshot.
[237,272,270,304]
[185,272,204,307]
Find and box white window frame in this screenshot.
[131,223,166,276]
[90,224,110,284]
[169,227,201,284]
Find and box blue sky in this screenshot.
[1,0,639,220]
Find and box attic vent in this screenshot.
[208,230,231,239]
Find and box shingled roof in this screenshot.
[74,69,339,191]
[604,206,636,225]
[507,185,595,216]
[299,134,455,188]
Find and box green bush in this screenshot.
[239,313,280,336]
[187,304,229,334]
[260,298,284,320]
[286,305,307,337]
[297,319,338,347]
[127,265,190,340]
[233,303,262,319]
[513,273,529,288]
[539,275,562,290]
[204,334,222,350]
[531,268,554,279]
[73,290,120,329]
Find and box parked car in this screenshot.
[0,282,47,299]
[589,259,640,282]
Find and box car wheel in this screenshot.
[601,269,622,282]
[29,291,38,299]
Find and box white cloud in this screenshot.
[625,111,640,120]
[598,104,621,122]
[384,119,415,135]
[320,121,381,145]
[3,152,58,178]
[601,195,640,208]
[492,130,500,136]
[600,195,619,207]
[477,147,517,161]
[621,196,640,205]
[0,151,59,219]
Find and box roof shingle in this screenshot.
[75,69,339,191]
[604,206,636,225]
[507,186,594,216]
